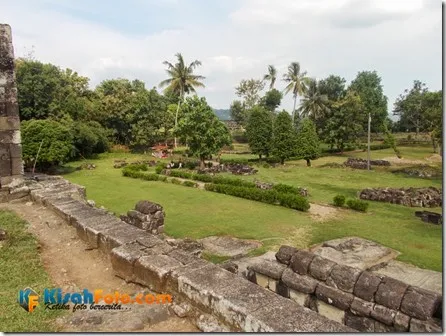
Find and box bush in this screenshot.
[184,160,200,170]
[71,121,110,158]
[22,119,73,170]
[346,199,369,212]
[171,178,182,185]
[125,163,148,172]
[272,183,301,195]
[204,183,310,211]
[333,195,346,207]
[122,169,160,181]
[155,163,165,174]
[182,181,197,188]
[169,170,193,179]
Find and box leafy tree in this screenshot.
[283,62,310,124]
[298,78,330,120]
[318,75,347,102]
[272,111,296,164]
[348,71,388,133]
[421,90,442,153]
[245,106,273,159]
[235,79,265,109]
[393,80,428,135]
[383,120,401,158]
[324,90,365,152]
[295,118,320,166]
[263,65,278,90]
[176,96,231,168]
[229,100,247,126]
[159,53,205,148]
[21,119,73,170]
[260,89,282,113]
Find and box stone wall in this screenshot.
[345,158,390,170]
[120,200,165,234]
[359,187,442,208]
[1,175,353,332]
[247,245,442,332]
[0,24,23,187]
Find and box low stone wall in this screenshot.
[345,158,391,169]
[247,245,442,332]
[0,175,353,332]
[120,200,165,234]
[359,187,442,208]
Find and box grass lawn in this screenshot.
[0,211,63,332]
[62,147,442,271]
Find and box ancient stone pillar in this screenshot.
[0,24,23,187]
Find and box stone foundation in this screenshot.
[120,200,165,234]
[359,187,442,208]
[246,245,442,332]
[344,158,391,169]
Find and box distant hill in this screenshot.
[213,109,231,121]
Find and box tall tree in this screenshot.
[295,118,320,166]
[272,111,296,164]
[229,100,247,126]
[283,62,310,125]
[159,53,205,148]
[260,89,282,113]
[324,90,365,153]
[348,71,388,133]
[318,75,347,102]
[393,80,428,135]
[263,65,277,90]
[298,78,330,120]
[235,79,265,109]
[176,96,231,168]
[245,106,273,160]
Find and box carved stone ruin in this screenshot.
[120,200,165,234]
[0,24,23,187]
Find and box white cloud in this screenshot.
[0,0,441,113]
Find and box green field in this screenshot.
[0,211,63,332]
[62,147,442,271]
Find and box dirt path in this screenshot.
[0,201,198,332]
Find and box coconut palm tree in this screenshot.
[298,78,330,119]
[263,65,277,90]
[159,53,205,148]
[282,62,310,123]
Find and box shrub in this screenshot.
[333,195,346,207]
[273,183,301,195]
[169,170,193,179]
[184,160,200,169]
[155,163,165,174]
[182,181,197,188]
[171,178,182,185]
[125,163,148,172]
[71,121,110,158]
[141,173,161,181]
[159,176,168,182]
[22,119,73,170]
[346,199,369,212]
[204,183,309,211]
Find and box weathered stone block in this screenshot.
[290,250,316,275]
[10,158,23,175]
[326,264,362,293]
[373,320,395,332]
[97,224,145,253]
[353,271,382,301]
[83,217,124,248]
[110,242,148,281]
[317,300,345,324]
[167,259,209,292]
[308,256,336,281]
[393,311,411,331]
[0,116,19,130]
[350,297,373,317]
[374,276,408,310]
[276,280,289,298]
[255,273,269,289]
[136,235,163,248]
[147,242,174,255]
[400,286,442,320]
[344,311,374,332]
[8,143,21,158]
[0,157,11,177]
[134,254,182,292]
[167,248,202,265]
[135,200,163,214]
[315,283,354,310]
[409,318,442,332]
[0,188,8,202]
[370,303,396,325]
[275,245,298,265]
[281,268,318,294]
[249,260,286,280]
[268,278,278,292]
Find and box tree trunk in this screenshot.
[200,158,205,169]
[431,134,437,153]
[259,154,262,161]
[306,158,311,167]
[281,158,285,165]
[292,95,297,125]
[174,91,183,149]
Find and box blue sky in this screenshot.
[0,0,442,115]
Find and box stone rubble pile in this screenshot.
[120,200,165,234]
[227,164,258,175]
[113,160,128,168]
[415,211,442,225]
[344,158,391,170]
[396,166,441,178]
[359,187,442,208]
